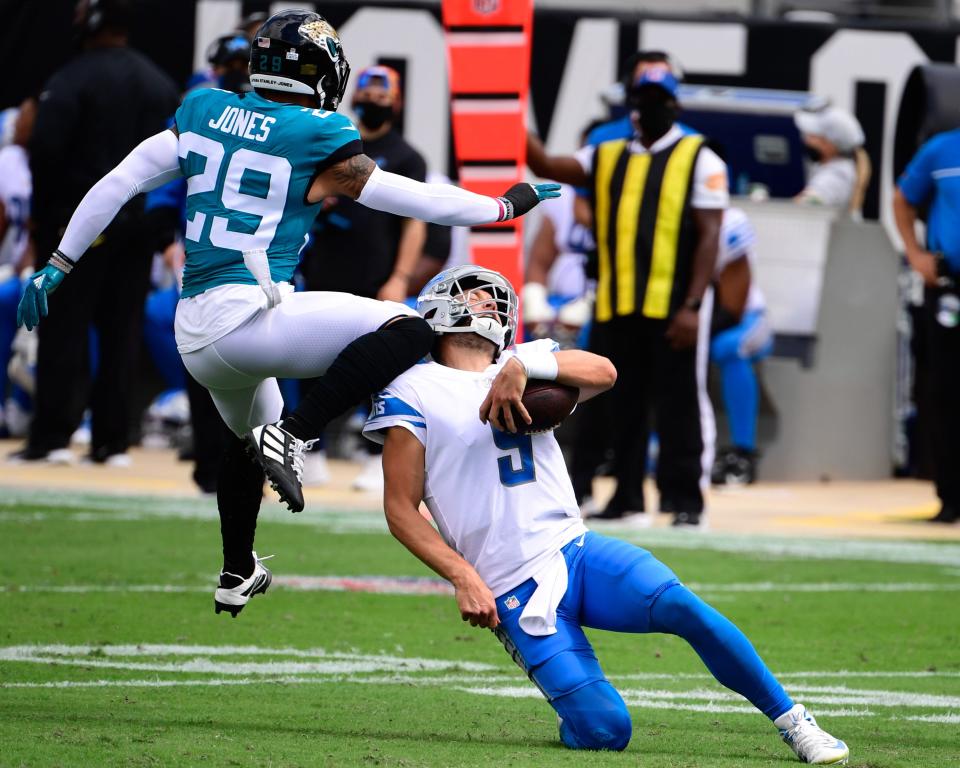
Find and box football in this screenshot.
[514,379,580,434]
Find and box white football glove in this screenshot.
[242,249,283,309]
[522,282,555,324]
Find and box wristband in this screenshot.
[512,345,559,381]
[49,250,76,275]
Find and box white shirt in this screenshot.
[538,183,593,298]
[0,145,31,268]
[574,126,729,209]
[799,157,856,208]
[363,339,587,598]
[717,208,765,314]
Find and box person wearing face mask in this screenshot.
[299,64,430,492]
[794,107,866,210]
[527,65,727,529]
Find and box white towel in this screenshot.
[518,548,570,637]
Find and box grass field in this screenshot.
[1,488,958,767]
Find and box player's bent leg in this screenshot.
[650,584,793,719]
[282,312,434,441]
[548,673,632,750]
[648,588,849,759]
[493,572,631,752]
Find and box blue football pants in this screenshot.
[710,309,773,451]
[494,531,793,751]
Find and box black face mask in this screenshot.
[804,145,823,163]
[634,101,677,142]
[355,102,393,131]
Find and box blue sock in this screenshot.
[650,585,793,720]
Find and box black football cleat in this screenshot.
[246,422,311,512]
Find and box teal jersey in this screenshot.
[174,88,361,298]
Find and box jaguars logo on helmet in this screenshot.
[249,9,351,111]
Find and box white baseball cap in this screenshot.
[794,107,865,153]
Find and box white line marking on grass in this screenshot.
[901,713,960,724]
[0,644,495,674]
[689,582,960,593]
[7,578,958,597]
[456,686,874,718]
[4,487,960,566]
[784,685,960,708]
[613,670,960,681]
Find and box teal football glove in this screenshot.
[533,182,562,201]
[17,254,73,331]
[496,182,562,221]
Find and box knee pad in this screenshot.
[554,680,631,752]
[379,315,434,359]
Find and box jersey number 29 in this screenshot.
[179,131,292,252]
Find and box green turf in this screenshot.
[1,492,958,767]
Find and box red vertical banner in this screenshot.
[442,0,534,303]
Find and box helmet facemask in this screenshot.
[417,266,519,357]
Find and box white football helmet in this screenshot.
[416,265,519,355]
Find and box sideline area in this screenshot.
[1,440,956,541]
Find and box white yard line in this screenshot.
[1,643,956,723]
[3,488,960,566]
[7,578,959,596]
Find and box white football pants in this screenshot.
[180,292,415,436]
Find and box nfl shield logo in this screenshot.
[473,0,500,15]
[504,595,520,610]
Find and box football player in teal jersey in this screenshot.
[16,9,559,617]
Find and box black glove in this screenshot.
[496,183,561,221]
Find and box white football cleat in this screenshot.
[214,552,273,618]
[301,446,330,487]
[775,704,849,764]
[351,454,384,493]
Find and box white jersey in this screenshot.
[538,183,593,298]
[0,145,31,268]
[363,339,587,598]
[718,208,765,315]
[800,157,856,208]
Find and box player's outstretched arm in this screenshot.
[382,427,499,629]
[526,132,590,187]
[309,154,560,227]
[16,129,183,331]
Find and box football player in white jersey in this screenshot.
[15,9,558,617]
[364,265,849,765]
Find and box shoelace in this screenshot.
[786,714,839,757]
[287,437,318,483]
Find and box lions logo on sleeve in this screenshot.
[364,384,427,445]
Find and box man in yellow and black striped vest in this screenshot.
[527,65,726,527]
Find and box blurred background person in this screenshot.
[709,208,772,487]
[893,125,960,524]
[794,106,867,211]
[527,63,726,528]
[0,97,35,437]
[12,0,179,465]
[299,65,428,491]
[522,120,602,349]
